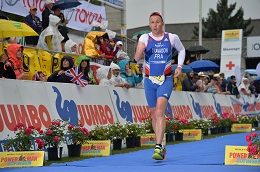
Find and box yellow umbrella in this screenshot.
[0,19,39,38]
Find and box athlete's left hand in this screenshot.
[174,67,182,78]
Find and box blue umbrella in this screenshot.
[54,0,81,10]
[172,64,193,73]
[188,60,219,72]
[254,77,260,82]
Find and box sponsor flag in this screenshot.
[23,48,41,80]
[65,66,88,87]
[37,50,53,78]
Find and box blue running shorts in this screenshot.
[144,76,173,108]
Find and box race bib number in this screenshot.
[149,75,165,85]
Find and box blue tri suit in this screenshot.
[144,33,173,108]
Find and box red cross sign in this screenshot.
[226,61,235,70]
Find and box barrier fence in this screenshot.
[0,79,260,152]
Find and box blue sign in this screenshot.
[52,86,78,125]
[104,0,123,8]
[113,90,133,122]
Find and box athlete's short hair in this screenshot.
[149,12,163,22]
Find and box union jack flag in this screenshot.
[65,66,88,87]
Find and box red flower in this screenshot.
[39,130,44,134]
[221,112,229,119]
[251,145,258,155]
[231,117,237,123]
[166,121,169,126]
[38,144,43,149]
[241,88,245,91]
[246,134,251,142]
[25,128,32,135]
[180,118,188,125]
[36,127,41,132]
[51,121,61,126]
[46,130,53,135]
[172,124,178,130]
[16,123,25,130]
[56,122,61,126]
[80,127,89,134]
[247,146,252,153]
[248,141,252,146]
[28,126,35,129]
[251,132,257,137]
[37,139,44,149]
[36,138,41,143]
[83,127,89,134]
[68,125,74,130]
[14,126,18,131]
[54,136,59,142]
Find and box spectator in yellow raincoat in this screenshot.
[82,31,106,58]
[174,73,186,91]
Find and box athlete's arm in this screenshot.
[134,41,146,62]
[134,34,147,62]
[170,34,185,66]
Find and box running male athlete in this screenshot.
[134,12,185,160]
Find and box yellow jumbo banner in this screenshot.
[0,151,44,168]
[23,48,41,80]
[81,140,111,156]
[0,43,82,79]
[182,129,202,141]
[225,146,260,166]
[232,124,252,132]
[37,49,53,78]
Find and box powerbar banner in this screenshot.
[232,124,252,132]
[182,129,202,141]
[0,151,44,168]
[81,140,111,156]
[225,146,260,166]
[141,134,166,146]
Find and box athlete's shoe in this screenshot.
[152,147,166,160]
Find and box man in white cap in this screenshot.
[114,41,129,62]
[25,6,42,47]
[42,0,54,29]
[110,62,131,88]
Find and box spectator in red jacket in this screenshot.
[7,44,28,80]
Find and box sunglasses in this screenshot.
[150,12,163,21]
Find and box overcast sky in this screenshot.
[125,0,260,29]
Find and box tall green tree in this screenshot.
[193,0,254,38]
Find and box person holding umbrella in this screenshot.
[134,12,185,160]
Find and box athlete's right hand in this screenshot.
[174,67,182,78]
